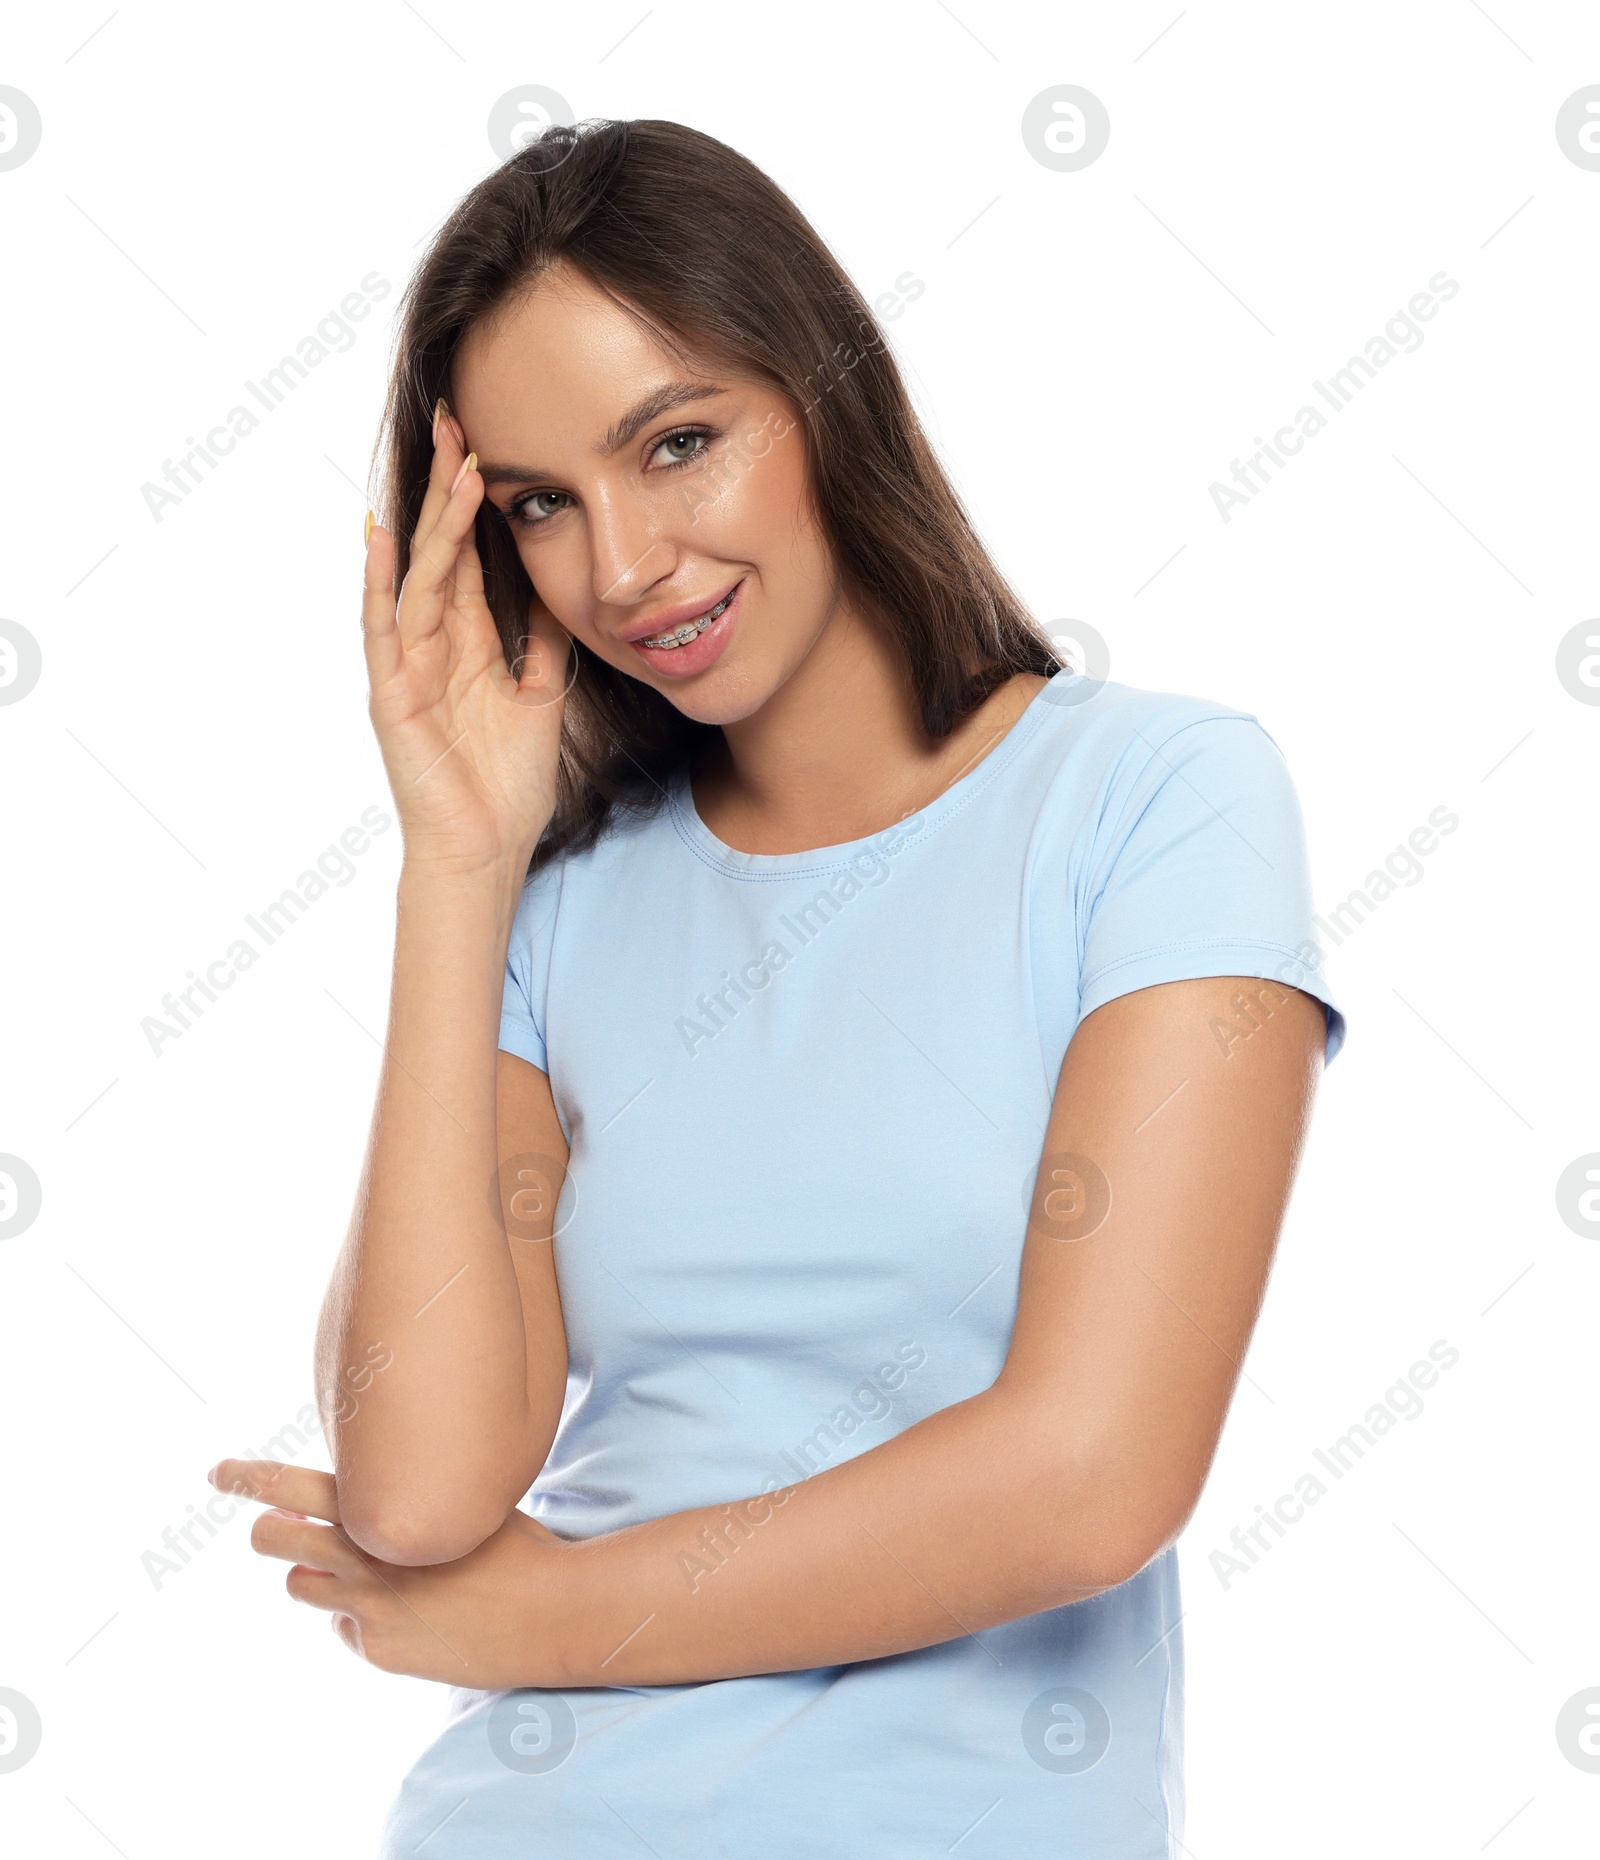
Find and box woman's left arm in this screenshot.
[227,971,1324,1689]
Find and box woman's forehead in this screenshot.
[458,269,670,392]
[454,280,769,466]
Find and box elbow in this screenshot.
[1087,1484,1190,1593]
[1092,1517,1181,1593]
[1026,1437,1194,1602]
[1039,1521,1172,1603]
[338,1491,506,1568]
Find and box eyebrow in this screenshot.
[475,380,730,488]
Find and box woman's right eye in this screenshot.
[510,490,571,527]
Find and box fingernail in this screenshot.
[450,452,476,496]
[364,509,374,545]
[433,397,449,443]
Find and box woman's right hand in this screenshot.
[361,405,569,878]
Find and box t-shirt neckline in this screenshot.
[667,670,1067,879]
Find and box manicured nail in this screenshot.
[433,398,448,443]
[364,509,374,545]
[450,452,476,496]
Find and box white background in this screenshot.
[2,2,1597,1854]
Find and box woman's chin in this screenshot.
[654,660,779,728]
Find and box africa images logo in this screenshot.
[675,820,920,1057]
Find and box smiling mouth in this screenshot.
[635,584,740,651]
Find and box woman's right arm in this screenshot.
[312,411,572,1567]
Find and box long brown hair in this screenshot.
[375,117,1059,867]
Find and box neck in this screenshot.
[695,594,1044,856]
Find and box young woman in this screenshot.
[213,118,1344,1856]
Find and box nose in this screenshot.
[588,481,676,611]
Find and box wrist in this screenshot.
[396,851,533,920]
[503,1522,594,1689]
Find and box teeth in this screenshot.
[640,589,733,650]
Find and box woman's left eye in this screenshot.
[650,427,713,469]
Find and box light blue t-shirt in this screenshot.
[381,674,1344,1859]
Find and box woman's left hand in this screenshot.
[210,1459,572,1690]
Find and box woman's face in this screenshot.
[451,262,847,726]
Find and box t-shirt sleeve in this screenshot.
[1075,713,1346,1061]
[499,868,561,1074]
